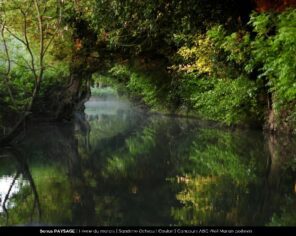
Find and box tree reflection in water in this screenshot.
[0,147,41,225]
[0,96,295,226]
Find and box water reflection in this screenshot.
[0,147,41,225]
[0,175,29,213]
[0,94,295,226]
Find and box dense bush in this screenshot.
[167,9,296,129]
[169,25,263,125]
[249,9,296,130]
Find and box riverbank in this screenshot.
[93,66,292,135]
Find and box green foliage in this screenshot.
[0,0,295,133]
[166,9,296,129]
[191,78,260,125]
[170,25,262,125]
[109,65,131,81]
[107,64,170,111]
[91,0,253,56]
[0,0,73,126]
[249,10,296,107]
[127,72,159,109]
[209,10,296,129]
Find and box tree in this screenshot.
[0,0,65,144]
[0,0,64,108]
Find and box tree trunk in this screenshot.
[54,18,98,120]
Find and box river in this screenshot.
[0,92,295,226]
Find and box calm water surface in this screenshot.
[0,95,295,226]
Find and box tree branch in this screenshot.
[20,9,38,82]
[0,22,15,104]
[34,0,44,83]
